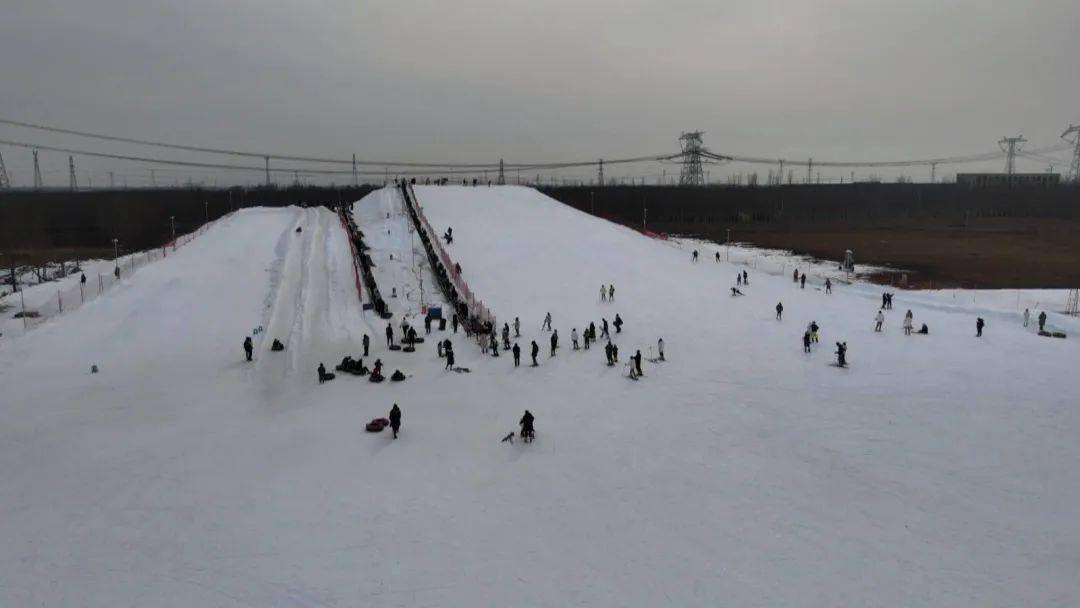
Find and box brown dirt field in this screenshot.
[723,218,1080,289]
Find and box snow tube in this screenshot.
[365,421,385,432]
[388,344,402,351]
[402,346,416,353]
[369,373,384,383]
[390,370,407,382]
[374,418,389,427]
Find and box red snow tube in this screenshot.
[365,422,384,432]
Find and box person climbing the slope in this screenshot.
[514,316,521,337]
[502,323,511,350]
[601,318,610,339]
[388,404,402,439]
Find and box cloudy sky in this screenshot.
[2,0,1078,186]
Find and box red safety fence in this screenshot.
[337,208,365,304]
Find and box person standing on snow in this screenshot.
[633,350,643,377]
[388,404,402,439]
[811,321,820,343]
[604,341,614,365]
[519,410,535,442]
[803,331,812,353]
[608,285,615,301]
[490,332,499,357]
[445,344,455,370]
[600,285,607,302]
[385,322,394,347]
[736,273,742,286]
[502,323,511,350]
[800,273,806,289]
[512,342,521,367]
[614,314,623,333]
[903,311,914,336]
[1038,311,1047,332]
[776,302,784,321]
[601,318,610,339]
[793,269,799,282]
[452,313,459,333]
[363,333,370,357]
[514,316,521,337]
[571,328,580,350]
[875,310,885,332]
[825,278,832,294]
[657,337,665,361]
[715,251,720,263]
[835,342,848,367]
[692,250,699,263]
[976,317,985,337]
[542,312,552,331]
[742,270,749,285]
[243,336,253,361]
[1023,308,1030,328]
[530,341,540,366]
[550,330,558,356]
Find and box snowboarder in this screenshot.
[550,330,558,356]
[614,314,623,334]
[800,273,806,289]
[571,328,579,350]
[363,333,370,357]
[514,316,521,337]
[519,410,535,443]
[976,317,985,337]
[243,336,253,361]
[825,278,832,294]
[513,342,521,367]
[388,404,402,439]
[875,310,885,332]
[608,284,615,301]
[835,342,847,367]
[803,331,812,353]
[1038,311,1047,332]
[657,337,665,361]
[692,250,699,263]
[542,312,552,331]
[452,313,459,333]
[385,322,394,347]
[600,285,607,302]
[530,341,539,366]
[776,302,783,321]
[1023,308,1030,328]
[903,311,914,336]
[633,350,643,377]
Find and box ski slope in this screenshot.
[1,188,1078,607]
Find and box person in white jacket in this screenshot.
[600,285,607,302]
[571,328,580,350]
[1023,308,1030,328]
[903,312,914,336]
[874,310,885,332]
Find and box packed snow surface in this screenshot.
[1,187,1078,607]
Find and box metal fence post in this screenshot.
[21,289,27,330]
[58,290,62,313]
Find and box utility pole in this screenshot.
[264,156,271,186]
[1061,124,1080,183]
[112,238,119,271]
[150,169,156,187]
[0,151,9,189]
[806,158,813,184]
[497,159,505,185]
[204,201,209,224]
[777,160,784,186]
[109,171,115,189]
[352,153,358,187]
[32,150,43,189]
[598,159,604,186]
[998,135,1027,175]
[930,162,937,184]
[170,215,176,241]
[68,156,77,190]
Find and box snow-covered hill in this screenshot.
[1,187,1078,607]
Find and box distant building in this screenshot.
[956,173,1061,188]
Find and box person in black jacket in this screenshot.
[550,330,558,356]
[243,336,253,361]
[776,302,783,320]
[452,313,459,333]
[519,410,535,443]
[976,317,985,337]
[633,350,643,377]
[389,404,402,439]
[530,341,539,366]
[614,314,623,334]
[512,342,521,367]
[385,322,394,347]
[362,334,370,357]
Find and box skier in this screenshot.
[571,328,579,350]
[874,310,885,332]
[363,333,370,357]
[600,285,607,302]
[550,330,558,356]
[633,350,643,377]
[608,284,615,301]
[976,317,985,337]
[1023,308,1030,328]
[519,410,535,443]
[1038,311,1047,332]
[530,340,539,366]
[513,342,521,367]
[657,337,665,361]
[452,313,459,333]
[835,342,847,367]
[614,314,623,334]
[388,403,402,439]
[803,331,812,353]
[385,322,394,347]
[903,311,914,336]
[800,273,806,289]
[243,336,253,361]
[514,316,521,337]
[542,312,552,331]
[776,302,784,321]
[825,278,832,294]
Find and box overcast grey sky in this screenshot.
[2,0,1078,186]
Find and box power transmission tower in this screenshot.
[32,149,43,188]
[930,162,937,184]
[678,132,705,186]
[598,159,604,186]
[68,156,77,190]
[498,159,505,185]
[1061,124,1080,183]
[0,151,9,189]
[998,135,1027,174]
